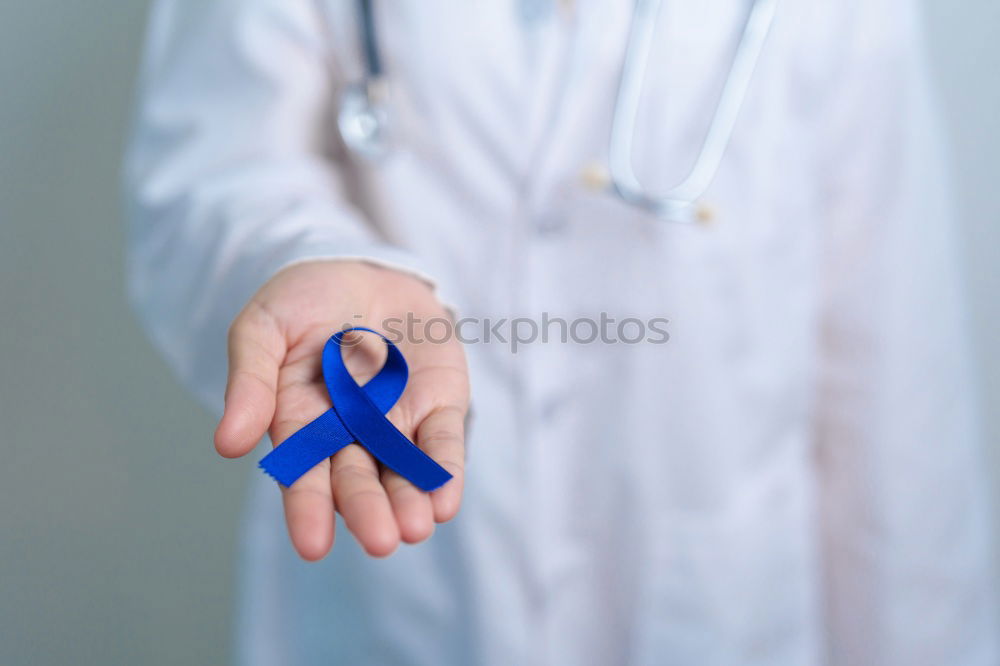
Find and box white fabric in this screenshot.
[126,1,998,664]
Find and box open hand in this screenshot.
[214,260,469,560]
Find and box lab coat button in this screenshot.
[518,0,553,24]
[535,212,567,236]
[539,394,564,421]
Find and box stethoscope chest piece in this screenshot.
[338,81,390,160]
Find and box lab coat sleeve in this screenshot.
[812,1,999,663]
[125,0,440,413]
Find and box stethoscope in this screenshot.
[338,0,779,224]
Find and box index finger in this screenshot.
[390,356,469,524]
[416,404,467,523]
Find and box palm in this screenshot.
[215,261,469,560]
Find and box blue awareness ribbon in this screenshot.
[258,327,453,492]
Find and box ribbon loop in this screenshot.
[259,327,452,492]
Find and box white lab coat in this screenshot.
[126,1,998,664]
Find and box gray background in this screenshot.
[0,1,997,664]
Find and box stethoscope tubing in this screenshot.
[347,0,778,223]
[609,0,778,221]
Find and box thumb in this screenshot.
[214,300,286,458]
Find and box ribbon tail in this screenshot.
[359,428,454,492]
[258,409,353,487]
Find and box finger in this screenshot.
[417,405,467,523]
[215,300,286,458]
[270,401,336,561]
[281,457,336,562]
[389,353,469,525]
[331,444,400,557]
[271,371,339,561]
[381,466,435,544]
